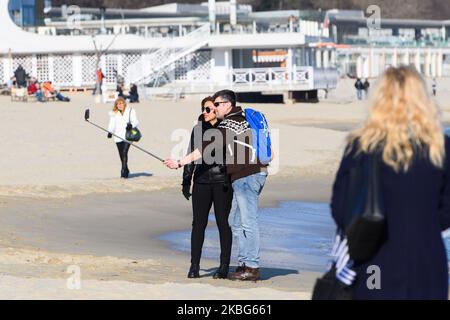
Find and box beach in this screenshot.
[1,79,450,299]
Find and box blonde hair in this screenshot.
[113,97,127,113]
[348,66,444,172]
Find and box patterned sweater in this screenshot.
[203,106,268,182]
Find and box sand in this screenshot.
[1,78,449,299]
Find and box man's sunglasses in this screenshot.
[214,101,228,107]
[202,106,212,113]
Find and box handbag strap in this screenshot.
[364,153,384,219]
[128,107,132,125]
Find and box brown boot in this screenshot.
[228,266,260,282]
[234,264,246,273]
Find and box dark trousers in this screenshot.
[116,142,130,173]
[93,81,103,95]
[129,93,139,103]
[191,183,233,266]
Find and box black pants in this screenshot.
[191,183,233,266]
[116,142,130,173]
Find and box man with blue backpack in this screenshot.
[164,90,273,281]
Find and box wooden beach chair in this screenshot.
[10,88,28,102]
[102,85,119,104]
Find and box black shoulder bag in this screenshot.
[125,107,142,142]
[312,153,387,300]
[345,153,387,262]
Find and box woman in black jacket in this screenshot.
[183,97,233,279]
[331,66,450,299]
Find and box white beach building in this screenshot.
[0,0,338,102]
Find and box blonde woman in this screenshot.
[331,66,450,300]
[108,97,139,178]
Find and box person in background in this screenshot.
[27,79,45,102]
[14,65,28,88]
[27,79,37,95]
[93,68,105,95]
[363,79,370,99]
[42,81,70,102]
[331,66,450,300]
[432,77,437,96]
[182,97,233,279]
[116,83,127,100]
[114,68,125,86]
[35,83,45,102]
[354,78,364,100]
[107,97,139,179]
[128,84,139,103]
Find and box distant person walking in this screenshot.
[354,78,364,100]
[93,68,105,95]
[432,77,437,96]
[183,97,233,279]
[107,97,139,179]
[331,66,450,299]
[363,79,370,99]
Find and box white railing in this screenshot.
[142,66,338,97]
[1,52,143,88]
[126,23,210,85]
[231,67,315,89]
[216,20,329,38]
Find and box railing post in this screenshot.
[73,54,82,87]
[268,68,272,87]
[31,55,37,79]
[48,55,54,83]
[293,64,297,83]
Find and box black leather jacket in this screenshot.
[182,116,229,185]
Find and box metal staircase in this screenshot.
[126,24,211,87]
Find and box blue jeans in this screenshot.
[36,90,45,102]
[228,172,267,269]
[357,89,362,100]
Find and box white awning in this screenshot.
[253,54,286,63]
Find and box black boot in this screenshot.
[187,264,200,279]
[121,168,129,179]
[213,264,229,279]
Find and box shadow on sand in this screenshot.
[128,172,153,179]
[200,267,299,280]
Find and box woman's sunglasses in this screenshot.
[202,106,212,114]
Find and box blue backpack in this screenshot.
[244,108,272,164]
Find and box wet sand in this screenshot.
[0,176,329,299]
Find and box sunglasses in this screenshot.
[202,106,212,114]
[214,101,228,107]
